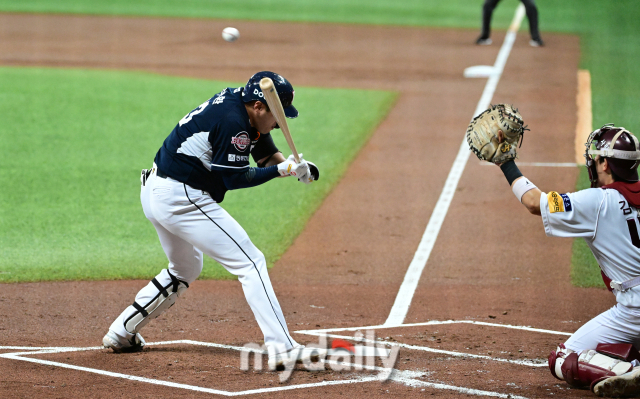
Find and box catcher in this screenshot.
[468,107,640,397]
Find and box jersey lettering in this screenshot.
[620,200,633,215]
[253,88,264,99]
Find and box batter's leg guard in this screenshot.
[124,269,189,335]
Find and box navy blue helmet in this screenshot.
[242,71,298,118]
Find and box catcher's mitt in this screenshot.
[466,104,526,164]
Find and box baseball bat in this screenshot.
[259,77,300,163]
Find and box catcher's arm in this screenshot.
[500,161,542,216]
[515,177,542,215]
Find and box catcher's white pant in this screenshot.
[109,169,298,354]
[565,303,640,352]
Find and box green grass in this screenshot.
[1,1,637,133]
[0,0,486,28]
[0,67,396,282]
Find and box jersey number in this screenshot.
[620,201,640,248]
[179,100,209,126]
[627,217,640,248]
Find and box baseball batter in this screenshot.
[103,71,325,370]
[497,124,640,397]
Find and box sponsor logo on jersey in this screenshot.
[231,132,251,151]
[548,191,572,213]
[560,193,572,211]
[228,154,249,162]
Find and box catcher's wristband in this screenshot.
[512,177,537,203]
[500,160,523,185]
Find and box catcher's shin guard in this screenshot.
[124,269,188,335]
[559,350,633,389]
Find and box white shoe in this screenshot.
[102,330,146,353]
[593,367,640,397]
[268,345,328,371]
[476,37,492,45]
[529,38,544,47]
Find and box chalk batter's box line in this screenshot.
[0,339,528,399]
[297,319,573,335]
[0,340,376,396]
[295,319,572,368]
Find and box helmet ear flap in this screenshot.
[627,132,640,170]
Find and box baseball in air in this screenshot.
[222,27,240,42]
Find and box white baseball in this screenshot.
[222,27,240,42]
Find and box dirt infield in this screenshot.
[0,12,610,398]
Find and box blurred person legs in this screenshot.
[477,0,543,46]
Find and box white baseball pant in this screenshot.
[109,168,298,354]
[565,303,640,352]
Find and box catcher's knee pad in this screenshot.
[559,349,634,389]
[124,270,188,335]
[594,343,640,363]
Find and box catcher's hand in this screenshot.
[466,104,526,164]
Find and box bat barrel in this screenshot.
[259,78,300,163]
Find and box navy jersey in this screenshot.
[154,87,279,202]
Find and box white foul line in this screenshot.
[383,3,526,327]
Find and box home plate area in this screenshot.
[0,320,590,397]
[294,320,584,398]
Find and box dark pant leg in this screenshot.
[481,0,501,38]
[521,0,541,40]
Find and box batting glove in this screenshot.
[277,154,310,178]
[298,160,319,184]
